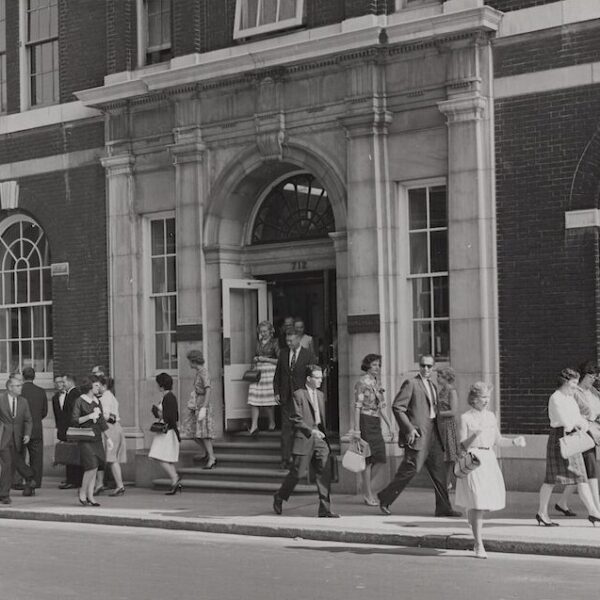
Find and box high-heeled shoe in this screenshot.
[165,479,183,495]
[535,513,559,527]
[249,428,259,438]
[473,545,488,559]
[78,497,87,506]
[94,485,105,496]
[86,499,101,507]
[109,487,126,497]
[363,496,379,507]
[588,515,600,526]
[203,459,217,470]
[554,503,576,517]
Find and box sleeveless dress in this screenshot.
[354,374,387,465]
[438,385,459,462]
[247,338,279,407]
[455,409,507,512]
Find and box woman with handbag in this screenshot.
[247,320,280,436]
[351,354,393,506]
[436,366,460,490]
[455,382,526,559]
[149,372,182,494]
[70,375,113,507]
[537,367,600,527]
[94,376,127,497]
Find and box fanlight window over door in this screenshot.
[0,215,52,374]
[251,174,335,244]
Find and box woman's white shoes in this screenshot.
[473,545,488,559]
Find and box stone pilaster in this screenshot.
[101,152,145,447]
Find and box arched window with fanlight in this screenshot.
[0,215,52,374]
[251,173,335,244]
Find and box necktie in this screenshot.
[11,397,16,418]
[290,349,297,371]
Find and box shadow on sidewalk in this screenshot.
[286,544,451,558]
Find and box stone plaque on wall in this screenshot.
[175,324,203,342]
[347,314,380,334]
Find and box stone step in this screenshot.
[152,478,314,494]
[179,466,287,479]
[212,440,281,454]
[194,453,281,467]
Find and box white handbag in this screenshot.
[559,429,595,459]
[342,439,370,473]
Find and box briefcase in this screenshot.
[308,453,339,484]
[54,441,81,466]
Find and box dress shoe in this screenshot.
[554,503,577,517]
[435,509,462,518]
[473,545,488,559]
[59,482,77,490]
[109,487,126,497]
[22,482,35,497]
[0,496,12,505]
[273,493,283,515]
[318,512,340,518]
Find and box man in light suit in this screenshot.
[273,364,339,518]
[273,333,316,468]
[0,375,35,504]
[377,354,461,517]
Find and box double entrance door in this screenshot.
[222,270,338,432]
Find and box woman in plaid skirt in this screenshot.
[536,367,600,526]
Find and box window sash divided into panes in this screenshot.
[149,217,177,371]
[145,0,172,53]
[407,185,449,363]
[234,0,304,40]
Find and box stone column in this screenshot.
[101,152,145,449]
[168,124,208,425]
[438,91,498,404]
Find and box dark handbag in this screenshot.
[54,441,81,466]
[453,451,481,478]
[150,421,169,434]
[66,426,96,442]
[309,453,339,484]
[242,369,261,383]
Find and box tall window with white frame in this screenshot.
[234,0,304,39]
[145,0,172,65]
[150,217,177,371]
[0,216,52,375]
[407,185,449,362]
[0,0,7,114]
[26,0,59,107]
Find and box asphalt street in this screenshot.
[0,520,598,600]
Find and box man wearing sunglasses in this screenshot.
[377,354,461,518]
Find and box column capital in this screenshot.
[169,127,206,165]
[329,230,348,252]
[100,153,135,176]
[340,108,392,139]
[438,93,487,124]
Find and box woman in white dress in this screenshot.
[149,372,182,495]
[94,376,127,496]
[455,382,526,559]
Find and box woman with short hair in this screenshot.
[351,354,393,506]
[455,382,526,559]
[149,372,181,495]
[71,375,112,507]
[536,368,600,527]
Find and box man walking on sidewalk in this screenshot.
[58,374,83,490]
[377,354,461,517]
[273,365,339,518]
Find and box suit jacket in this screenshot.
[21,381,48,440]
[52,390,69,440]
[0,393,33,452]
[56,386,80,442]
[392,375,444,452]
[273,346,316,405]
[290,387,327,456]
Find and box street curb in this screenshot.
[0,510,599,559]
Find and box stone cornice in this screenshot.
[438,93,487,123]
[100,153,135,176]
[75,6,502,108]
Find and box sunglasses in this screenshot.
[420,364,434,369]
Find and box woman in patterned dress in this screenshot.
[437,367,460,490]
[536,367,600,527]
[181,349,217,469]
[351,354,393,506]
[247,321,280,436]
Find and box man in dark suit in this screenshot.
[273,364,338,518]
[20,367,48,489]
[377,354,460,517]
[58,374,83,489]
[51,374,68,486]
[273,332,316,468]
[0,375,35,503]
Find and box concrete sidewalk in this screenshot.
[1,479,599,558]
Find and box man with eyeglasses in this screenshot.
[377,354,461,518]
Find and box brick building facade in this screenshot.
[1,0,598,490]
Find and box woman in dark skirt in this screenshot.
[71,375,112,507]
[536,368,600,526]
[351,354,393,506]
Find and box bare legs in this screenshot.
[250,406,276,433]
[195,438,216,467]
[588,478,600,513]
[95,462,125,493]
[154,459,179,486]
[361,463,382,504]
[539,482,600,521]
[556,484,574,513]
[80,468,97,503]
[467,509,486,557]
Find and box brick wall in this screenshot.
[495,22,600,78]
[12,164,109,380]
[173,0,202,56]
[59,0,107,102]
[106,0,137,75]
[5,0,20,114]
[496,85,600,434]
